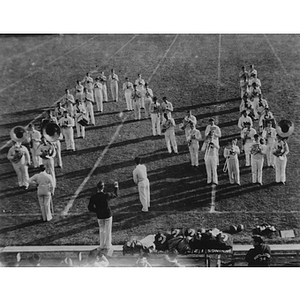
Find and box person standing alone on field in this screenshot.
[133,157,150,212]
[88,181,119,250]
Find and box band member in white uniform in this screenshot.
[133,157,150,212]
[108,69,119,102]
[28,165,55,222]
[84,87,95,125]
[259,107,276,129]
[135,74,145,109]
[59,111,75,151]
[82,72,94,96]
[204,140,219,185]
[223,139,241,185]
[27,123,42,168]
[63,89,75,117]
[74,99,87,139]
[250,134,267,185]
[144,83,153,118]
[181,110,197,141]
[37,137,56,188]
[262,121,277,168]
[54,102,66,121]
[162,113,178,154]
[7,141,31,189]
[187,123,202,167]
[99,71,108,102]
[248,64,257,77]
[123,77,134,111]
[204,118,221,165]
[272,136,289,185]
[149,96,161,136]
[161,97,173,119]
[75,80,84,101]
[93,77,103,112]
[132,84,142,120]
[239,66,249,98]
[241,122,256,167]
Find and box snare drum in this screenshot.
[77,113,89,126]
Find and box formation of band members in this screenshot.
[7,65,293,221]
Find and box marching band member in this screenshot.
[256,93,269,117]
[181,110,197,141]
[239,93,255,120]
[204,140,219,185]
[248,73,262,88]
[135,74,145,109]
[99,71,108,102]
[122,77,134,111]
[74,99,87,139]
[239,66,249,98]
[250,134,267,185]
[248,64,257,77]
[223,139,241,185]
[133,157,150,213]
[262,121,277,168]
[238,110,253,130]
[75,80,84,101]
[7,141,31,189]
[93,77,103,112]
[259,107,276,129]
[36,137,56,188]
[161,96,173,119]
[132,84,142,120]
[62,89,75,117]
[28,165,55,222]
[272,135,289,185]
[59,111,75,151]
[249,82,261,119]
[26,123,42,169]
[204,118,221,165]
[162,113,178,154]
[54,101,66,121]
[187,123,202,167]
[82,72,94,96]
[241,122,257,167]
[84,87,95,125]
[144,82,153,118]
[108,69,119,102]
[149,96,161,136]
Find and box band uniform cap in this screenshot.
[252,235,264,244]
[208,118,214,122]
[162,96,167,100]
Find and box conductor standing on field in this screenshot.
[88,181,119,250]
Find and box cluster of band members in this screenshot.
[6,65,294,221]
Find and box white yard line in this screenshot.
[0,35,137,151]
[61,34,179,216]
[264,34,289,76]
[210,34,222,213]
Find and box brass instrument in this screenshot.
[276,119,294,138]
[161,120,172,133]
[250,143,262,155]
[10,126,29,144]
[42,122,61,143]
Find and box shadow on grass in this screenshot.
[0,219,43,235]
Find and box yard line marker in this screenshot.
[0,35,136,151]
[264,34,289,76]
[0,36,98,95]
[210,34,222,213]
[61,35,179,216]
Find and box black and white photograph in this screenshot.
[0,1,299,300]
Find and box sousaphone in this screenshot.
[276,119,294,139]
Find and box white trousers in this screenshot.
[150,113,161,136]
[144,97,152,118]
[62,128,75,150]
[53,140,62,167]
[125,91,133,110]
[94,89,103,112]
[266,143,275,167]
[165,130,178,153]
[138,179,150,212]
[12,162,29,187]
[98,217,112,249]
[244,141,253,166]
[274,156,287,183]
[227,157,240,184]
[38,193,52,221]
[133,100,141,120]
[110,82,118,101]
[85,101,95,125]
[251,158,264,184]
[189,143,199,166]
[205,156,218,184]
[42,158,56,189]
[75,120,85,138]
[30,142,42,168]
[102,85,108,102]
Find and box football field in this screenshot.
[0,34,299,246]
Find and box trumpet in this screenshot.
[223,159,228,173]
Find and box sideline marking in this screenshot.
[0,35,137,152]
[264,34,289,77]
[210,34,222,213]
[61,34,179,216]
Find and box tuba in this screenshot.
[276,119,294,139]
[10,126,29,144]
[42,121,61,143]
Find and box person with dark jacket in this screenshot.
[245,235,271,267]
[88,180,119,250]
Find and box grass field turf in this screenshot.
[0,34,299,247]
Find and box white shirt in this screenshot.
[133,164,148,184]
[135,78,145,87]
[250,142,267,160]
[205,124,221,146]
[238,115,253,129]
[109,73,119,82]
[59,115,74,128]
[224,145,240,160]
[27,128,41,143]
[7,145,31,164]
[85,91,94,103]
[161,101,173,114]
[144,88,153,99]
[150,102,161,114]
[123,82,133,92]
[28,171,54,195]
[262,127,277,144]
[241,127,257,142]
[188,129,202,145]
